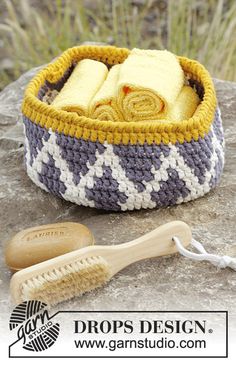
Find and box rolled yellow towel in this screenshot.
[51,59,108,116]
[166,86,200,121]
[89,64,124,122]
[117,48,184,122]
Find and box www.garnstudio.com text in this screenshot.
[74,337,206,351]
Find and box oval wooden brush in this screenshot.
[10,221,191,306]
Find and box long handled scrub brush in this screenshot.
[9,221,236,306]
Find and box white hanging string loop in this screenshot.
[172,236,236,271]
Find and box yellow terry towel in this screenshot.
[166,86,200,121]
[117,48,184,122]
[51,59,108,116]
[89,64,124,122]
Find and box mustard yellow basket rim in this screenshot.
[22,45,217,145]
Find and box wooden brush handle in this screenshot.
[108,220,191,274]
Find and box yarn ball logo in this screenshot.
[9,300,60,352]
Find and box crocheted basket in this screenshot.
[22,45,224,211]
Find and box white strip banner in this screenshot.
[8,307,227,358]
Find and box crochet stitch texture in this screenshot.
[22,45,224,211]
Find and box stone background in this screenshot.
[0,69,235,336]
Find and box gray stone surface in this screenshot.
[0,69,235,329]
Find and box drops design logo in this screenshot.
[9,300,60,352]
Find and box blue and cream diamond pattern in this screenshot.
[23,107,224,211]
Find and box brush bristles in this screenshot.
[20,256,111,305]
